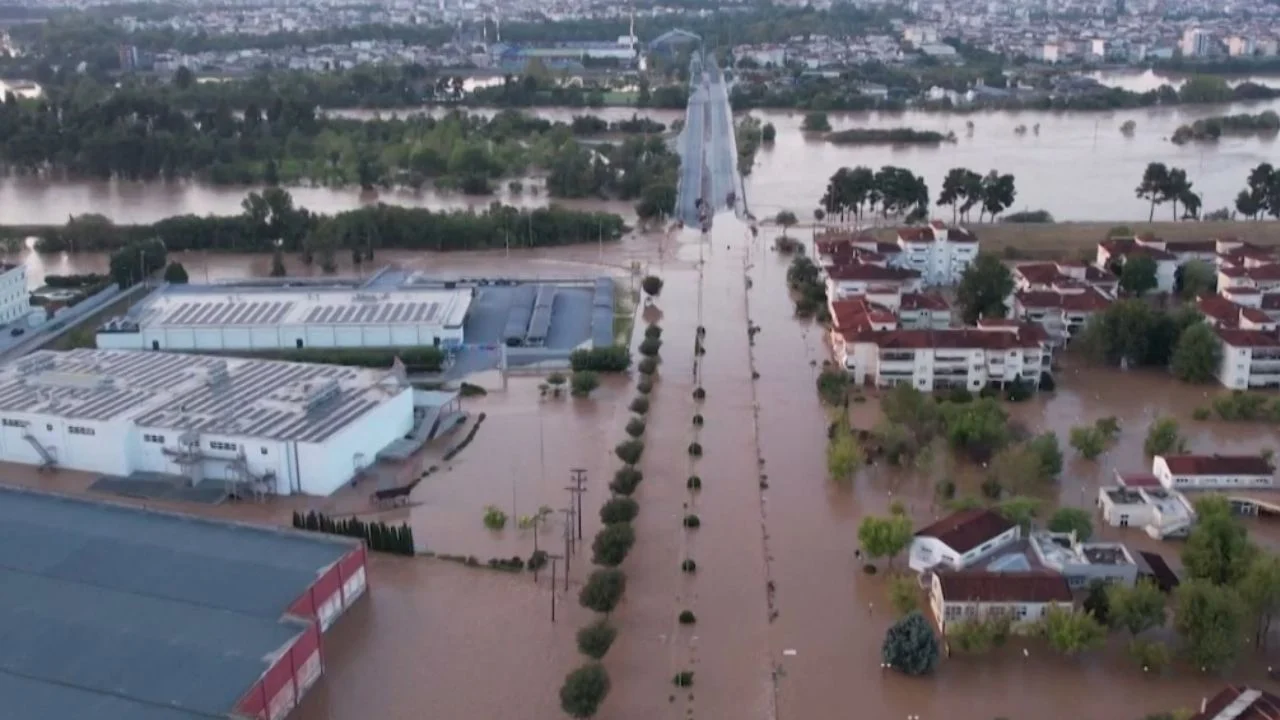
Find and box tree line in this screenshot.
[1234,163,1280,220]
[1135,163,1203,221]
[818,165,1016,225]
[18,188,627,262]
[0,83,677,201]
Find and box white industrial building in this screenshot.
[0,349,414,496]
[96,286,472,352]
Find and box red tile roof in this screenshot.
[898,227,934,243]
[1248,263,1280,281]
[1016,288,1112,312]
[900,292,950,311]
[936,571,1073,604]
[825,264,921,282]
[948,227,978,244]
[830,297,896,332]
[1242,306,1274,324]
[1159,454,1274,476]
[1214,328,1280,348]
[1199,295,1247,328]
[1190,686,1280,720]
[1165,240,1217,253]
[1115,471,1162,488]
[915,509,1014,553]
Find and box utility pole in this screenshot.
[559,506,574,592]
[568,468,587,540]
[547,553,563,622]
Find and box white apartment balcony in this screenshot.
[879,351,916,363]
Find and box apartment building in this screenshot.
[834,323,1049,391]
[828,291,951,333]
[1152,454,1275,491]
[1028,531,1140,589]
[1197,295,1278,331]
[1011,262,1118,296]
[1219,263,1280,294]
[824,264,924,300]
[896,221,979,286]
[1012,286,1113,346]
[0,263,30,326]
[929,571,1073,635]
[1095,235,1249,294]
[1214,328,1280,389]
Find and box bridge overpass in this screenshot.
[673,51,744,228]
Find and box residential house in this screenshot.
[834,324,1049,391]
[929,570,1073,635]
[1213,328,1280,390]
[1027,531,1140,589]
[1152,454,1275,490]
[1219,263,1280,295]
[828,292,950,333]
[908,508,1019,573]
[1095,238,1178,293]
[1189,686,1280,720]
[1097,478,1196,539]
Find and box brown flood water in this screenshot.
[2,220,1277,719]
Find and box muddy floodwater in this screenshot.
[1,215,1276,719]
[4,92,1280,226]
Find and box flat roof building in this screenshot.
[0,486,367,720]
[0,349,413,496]
[97,285,472,352]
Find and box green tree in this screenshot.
[1173,579,1246,672]
[1120,255,1158,296]
[1240,552,1280,648]
[108,239,167,288]
[887,574,920,616]
[571,371,601,397]
[1026,432,1063,479]
[1037,606,1106,655]
[173,65,195,90]
[948,615,1012,654]
[576,620,618,660]
[827,419,864,484]
[1143,417,1186,457]
[857,514,913,567]
[1107,579,1167,636]
[938,167,982,224]
[599,497,639,525]
[591,523,636,567]
[579,568,627,614]
[940,397,1010,462]
[1182,511,1255,586]
[956,253,1015,325]
[775,210,798,236]
[559,663,611,719]
[1171,323,1222,384]
[1069,425,1106,460]
[1136,162,1170,221]
[162,262,189,284]
[802,111,832,132]
[1128,638,1173,673]
[995,496,1041,531]
[641,275,663,297]
[978,170,1017,222]
[1047,507,1094,541]
[761,122,777,143]
[1083,580,1111,624]
[1177,260,1217,299]
[881,611,940,676]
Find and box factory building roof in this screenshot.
[0,486,357,720]
[106,286,472,332]
[0,349,408,443]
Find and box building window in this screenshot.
[209,440,238,452]
[1017,605,1029,619]
[944,606,961,620]
[68,426,95,436]
[46,424,52,431]
[144,434,165,444]
[260,447,269,455]
[1,418,26,428]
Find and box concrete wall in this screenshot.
[296,387,413,496]
[0,413,131,475]
[99,322,465,351]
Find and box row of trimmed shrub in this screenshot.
[442,412,487,461]
[292,510,415,556]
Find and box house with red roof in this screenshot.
[908,508,1019,573]
[1189,686,1280,720]
[1011,286,1113,346]
[928,570,1073,635]
[1152,454,1275,491]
